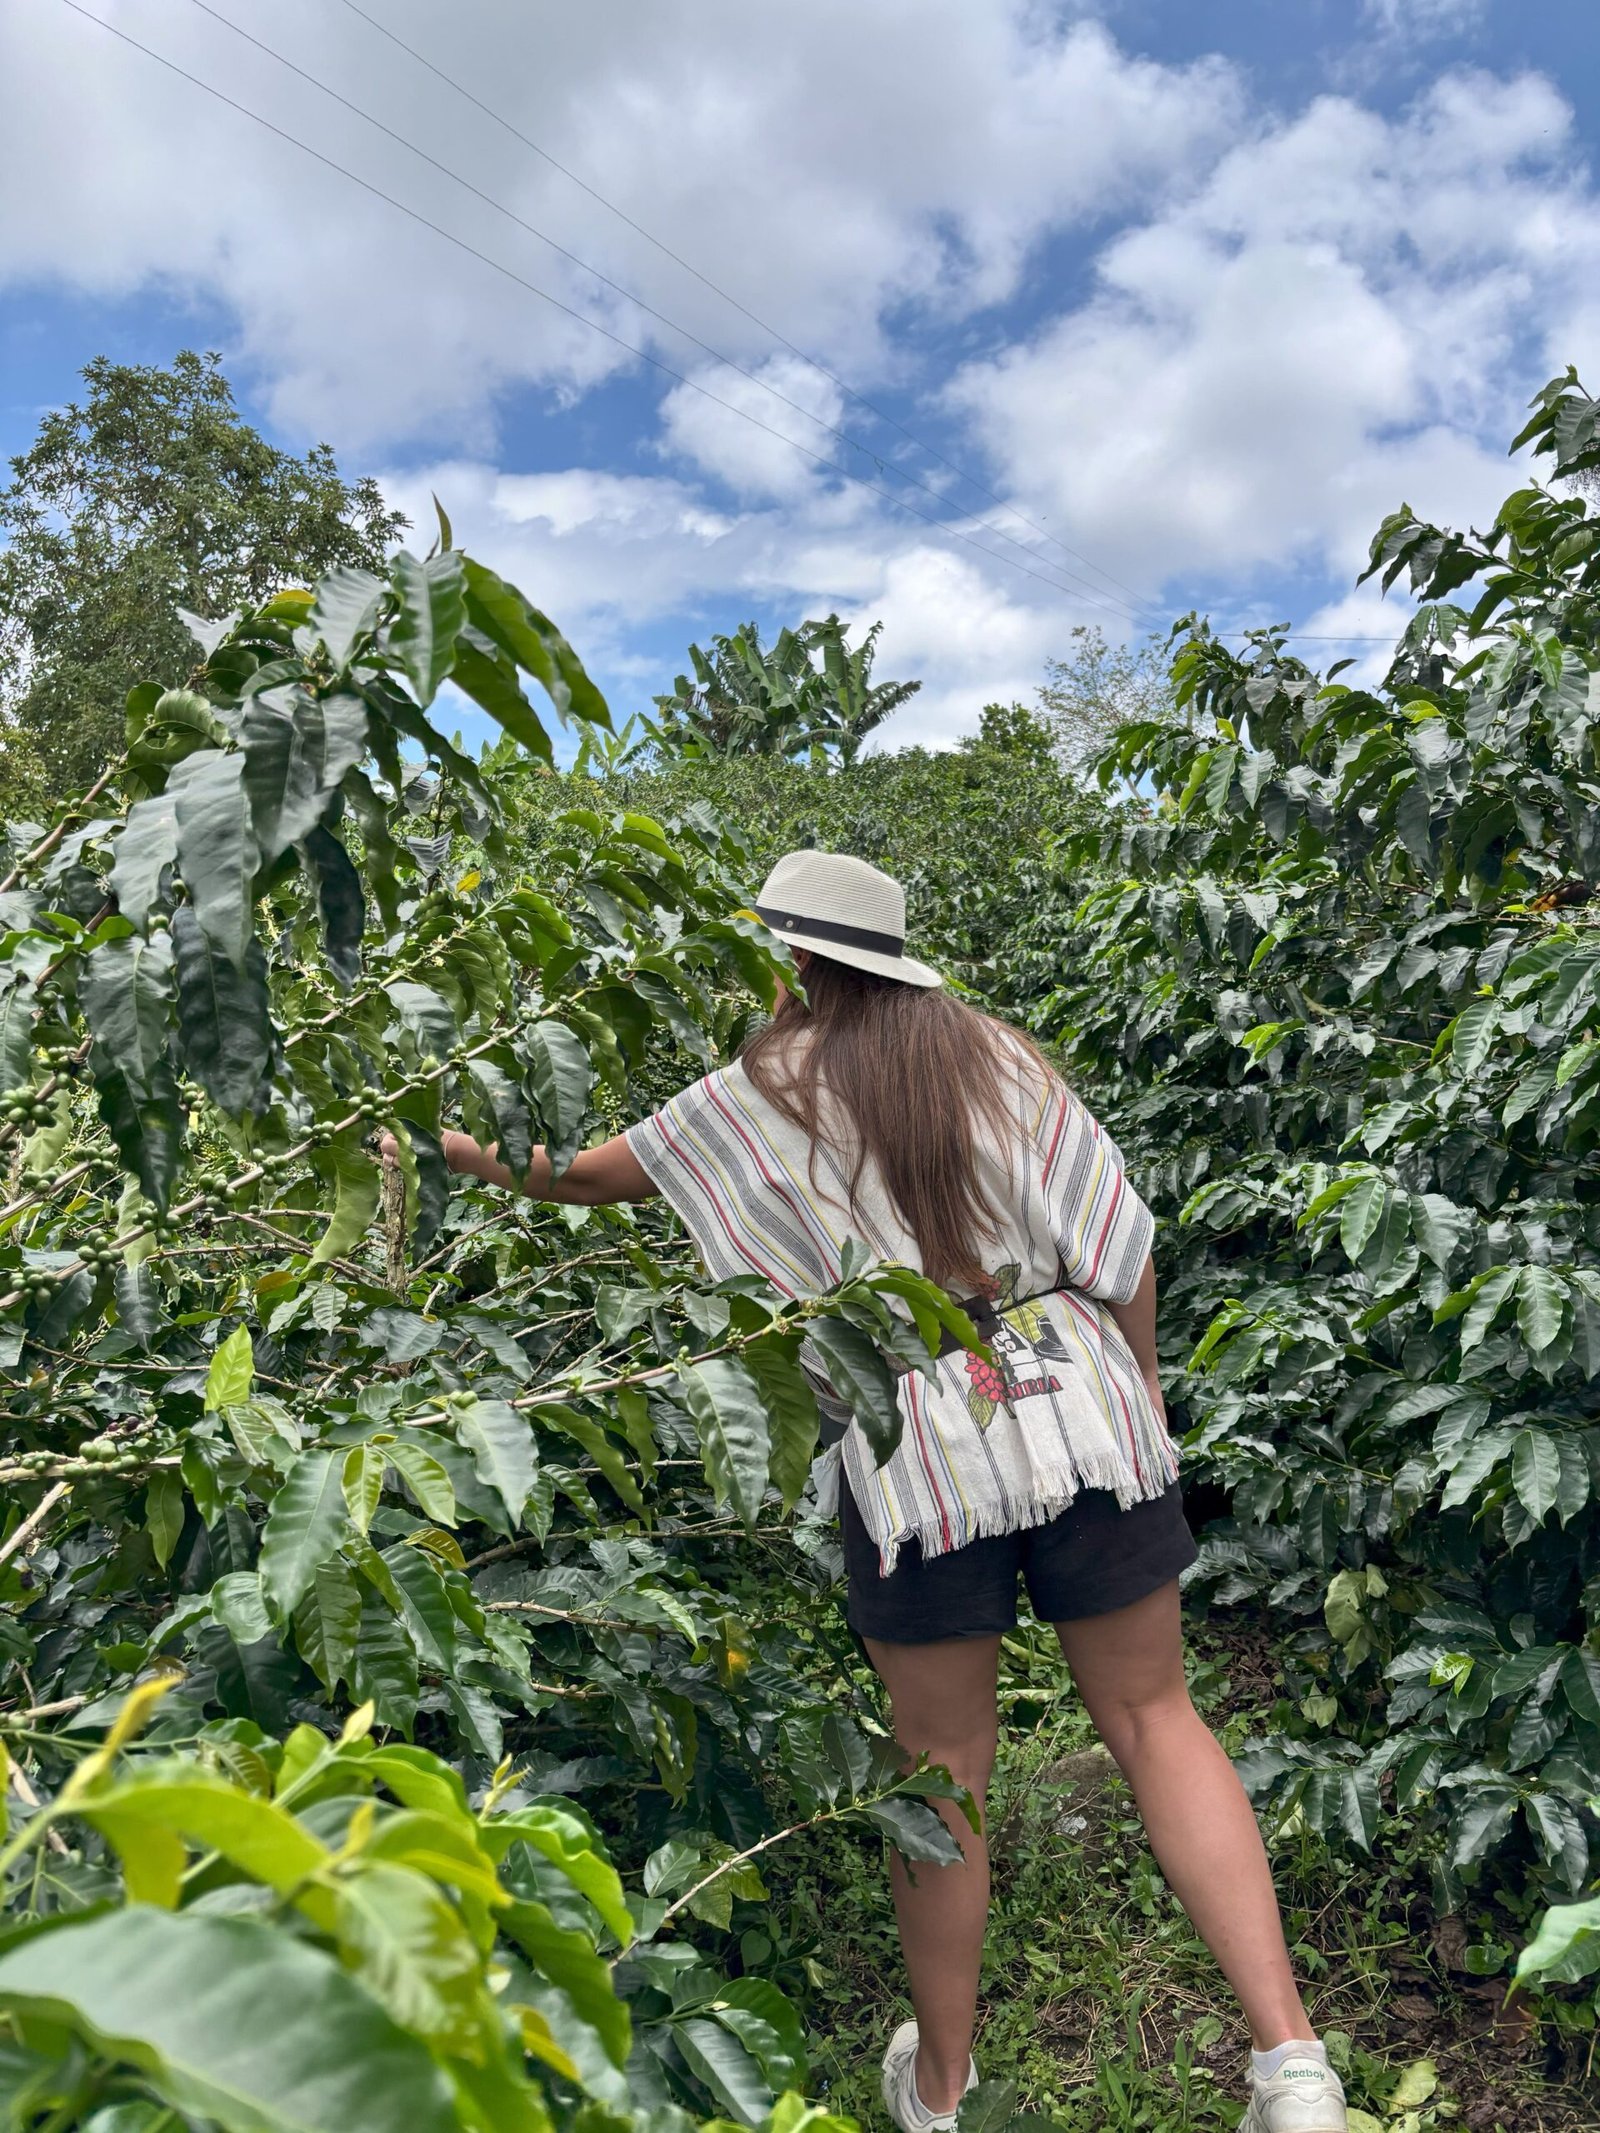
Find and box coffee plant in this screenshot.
[0,532,978,2131]
[528,701,1098,1020]
[1027,371,1600,1978]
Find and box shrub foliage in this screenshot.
[8,368,1600,2123]
[0,531,972,2131]
[1029,371,1600,1959]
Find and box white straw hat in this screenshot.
[752,850,942,988]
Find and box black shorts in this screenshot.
[841,1480,1197,1645]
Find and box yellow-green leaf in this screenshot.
[205,1324,254,1412]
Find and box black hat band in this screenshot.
[753,904,905,957]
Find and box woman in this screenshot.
[425,850,1347,2133]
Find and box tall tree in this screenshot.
[652,613,920,764]
[652,619,819,759]
[805,614,921,764]
[0,350,405,802]
[1037,624,1172,764]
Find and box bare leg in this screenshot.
[1054,1581,1313,2050]
[863,1633,1001,2114]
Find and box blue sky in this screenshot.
[4,0,1600,750]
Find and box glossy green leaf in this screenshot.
[308,1133,380,1267]
[461,556,611,728]
[381,1543,457,1673]
[333,1859,481,2048]
[676,1355,772,1529]
[858,1794,966,1865]
[714,1978,806,2094]
[0,1908,456,2133]
[108,788,179,927]
[81,933,176,1105]
[115,1259,166,1349]
[453,1396,534,1523]
[352,1587,420,1735]
[82,1765,331,1913]
[1409,1191,1472,1273]
[171,903,274,1116]
[744,1333,821,1510]
[805,1318,902,1463]
[144,1469,185,1569]
[1525,1792,1590,1894]
[1517,1265,1568,1356]
[1511,1427,1561,1525]
[241,690,369,866]
[259,1447,347,1619]
[383,1441,456,1526]
[293,1557,362,1692]
[171,749,259,972]
[1515,1895,1600,1988]
[538,1404,644,1515]
[524,1019,592,1177]
[308,567,385,670]
[450,636,553,765]
[1450,997,1499,1076]
[343,1443,384,1537]
[206,1324,254,1412]
[955,2080,1022,2133]
[486,1805,632,1944]
[674,2017,773,2125]
[500,1899,629,2068]
[389,551,465,708]
[465,1057,531,1187]
[1456,1266,1517,1354]
[300,825,365,990]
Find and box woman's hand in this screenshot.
[378,1127,656,1206]
[1142,1367,1168,1430]
[379,1129,489,1178]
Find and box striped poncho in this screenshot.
[626,1049,1177,1574]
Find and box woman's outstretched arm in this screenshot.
[386,1128,658,1206]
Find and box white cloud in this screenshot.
[1360,0,1488,36]
[378,460,757,651]
[837,547,1061,747]
[0,0,1240,446]
[7,6,1600,751]
[1293,587,1411,689]
[657,358,847,503]
[376,459,1103,746]
[356,50,1600,748]
[946,69,1600,607]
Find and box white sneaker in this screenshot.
[880,2019,978,2133]
[1241,2049,1348,2132]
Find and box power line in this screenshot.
[53,3,1411,661]
[330,0,1159,618]
[56,0,1155,624]
[182,0,1154,629]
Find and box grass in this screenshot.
[757,1611,1598,2133]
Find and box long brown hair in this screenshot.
[740,953,1049,1294]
